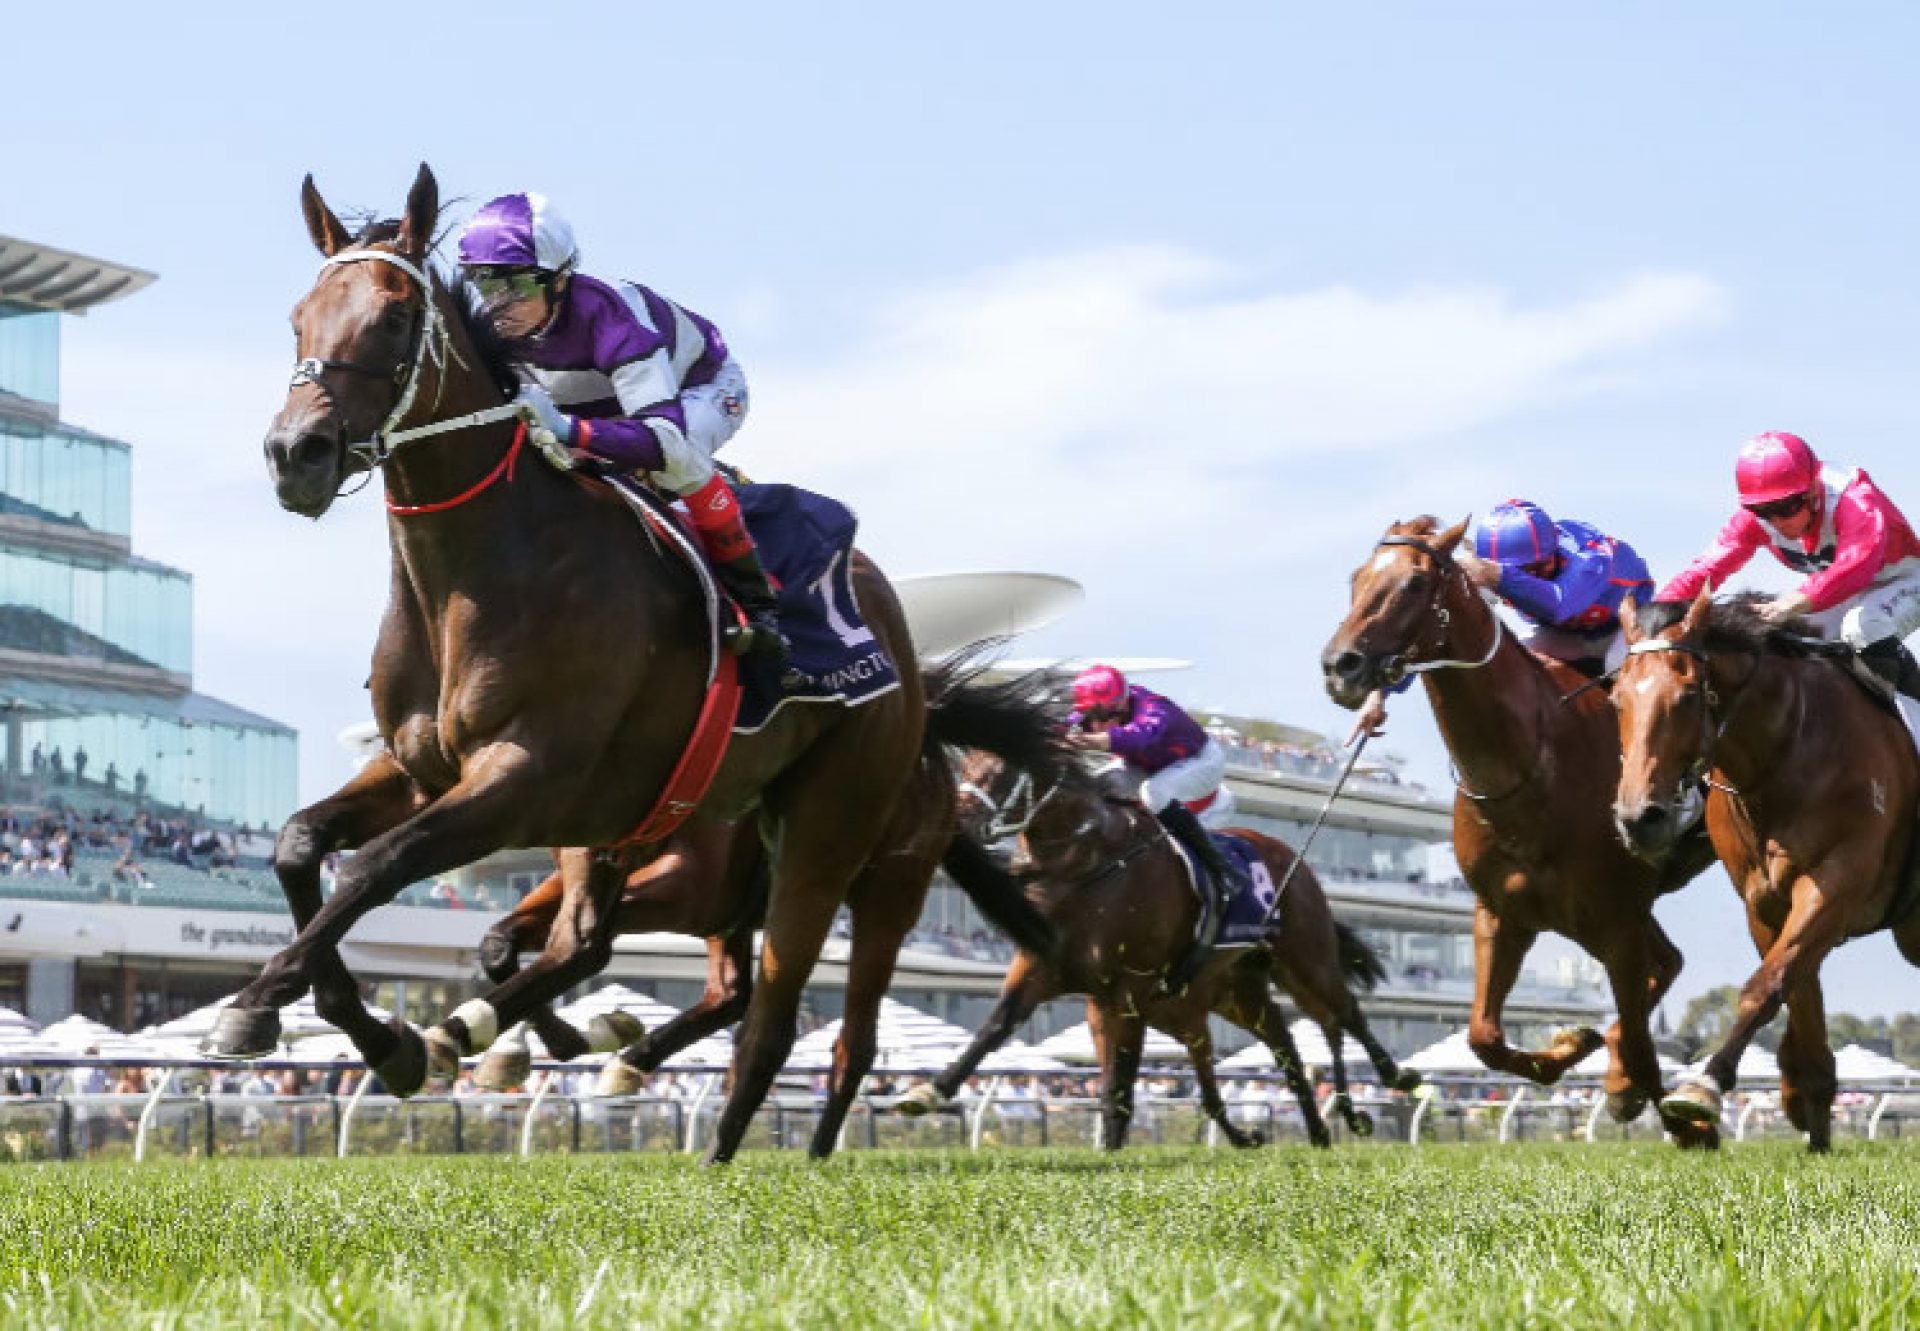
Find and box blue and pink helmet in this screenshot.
[1473,500,1560,568]
[1072,664,1129,714]
[457,193,579,274]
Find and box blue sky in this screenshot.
[7,3,1919,1016]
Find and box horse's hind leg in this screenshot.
[601,932,754,1094]
[1216,970,1329,1148]
[1467,900,1598,1083]
[1318,1022,1373,1137]
[206,754,421,1065]
[808,850,936,1160]
[1161,998,1260,1149]
[1343,1001,1418,1092]
[1777,973,1838,1152]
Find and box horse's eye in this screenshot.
[381,306,410,333]
[1405,573,1430,595]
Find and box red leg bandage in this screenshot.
[683,474,756,565]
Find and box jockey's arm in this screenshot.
[1656,509,1766,603]
[1493,545,1613,626]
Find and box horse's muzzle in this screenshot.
[264,426,343,518]
[1613,798,1681,861]
[1321,647,1388,709]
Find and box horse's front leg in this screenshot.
[1467,898,1599,1082]
[1090,1002,1146,1151]
[204,753,422,1064]
[206,751,535,1087]
[1776,972,1839,1152]
[429,846,629,1077]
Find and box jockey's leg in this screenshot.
[656,373,788,660]
[1151,741,1244,995]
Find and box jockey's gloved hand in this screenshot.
[515,384,577,448]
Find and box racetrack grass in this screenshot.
[0,1143,1912,1329]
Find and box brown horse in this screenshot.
[1613,591,1920,1151]
[898,726,1416,1151]
[1322,517,1720,1146]
[216,164,1051,1164]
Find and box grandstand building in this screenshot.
[0,231,298,1025]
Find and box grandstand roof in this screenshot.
[0,234,154,314]
[0,674,295,735]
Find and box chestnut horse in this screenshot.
[1613,591,1920,1151]
[218,164,1049,1164]
[1322,517,1720,1145]
[898,718,1415,1151]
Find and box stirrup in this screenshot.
[724,613,789,660]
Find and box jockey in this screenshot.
[1659,431,1920,699]
[1066,664,1246,992]
[1351,500,1654,740]
[457,193,787,659]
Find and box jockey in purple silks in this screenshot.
[1067,664,1248,992]
[1351,499,1654,741]
[458,192,786,658]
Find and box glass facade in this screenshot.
[0,426,132,535]
[0,305,59,406]
[0,279,297,828]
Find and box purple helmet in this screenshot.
[457,193,579,273]
[1473,500,1559,567]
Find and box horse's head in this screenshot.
[954,748,1135,880]
[1321,515,1473,708]
[1611,588,1716,859]
[264,165,441,518]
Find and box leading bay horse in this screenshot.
[1322,517,1720,1145]
[1613,591,1920,1151]
[215,163,1051,1164]
[898,701,1416,1150]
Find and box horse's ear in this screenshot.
[1434,516,1471,555]
[397,163,439,261]
[1620,593,1644,645]
[1680,585,1713,639]
[300,175,351,258]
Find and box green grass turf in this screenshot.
[0,1143,1911,1328]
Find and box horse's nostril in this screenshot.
[289,433,336,470]
[1328,651,1365,681]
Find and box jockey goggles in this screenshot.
[1745,492,1810,522]
[467,267,552,301]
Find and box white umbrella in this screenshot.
[1685,1045,1779,1083]
[0,1005,36,1035]
[786,997,978,1073]
[37,1015,172,1062]
[976,1040,1069,1074]
[1834,1043,1919,1085]
[143,992,393,1047]
[1569,1042,1684,1078]
[1218,1020,1379,1074]
[1033,1021,1189,1066]
[1402,1031,1491,1076]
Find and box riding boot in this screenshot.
[682,473,790,660]
[712,550,792,660]
[1156,800,1245,996]
[1859,638,1920,702]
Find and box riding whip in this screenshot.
[1256,730,1370,929]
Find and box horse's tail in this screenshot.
[1334,921,1387,993]
[939,826,1056,959]
[920,647,1080,786]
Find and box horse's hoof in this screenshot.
[1659,1076,1723,1128]
[1669,1120,1721,1152]
[594,1058,645,1098]
[421,1025,465,1082]
[1392,1069,1423,1093]
[473,1042,530,1092]
[1245,1130,1267,1149]
[201,1006,282,1060]
[1550,1026,1606,1061]
[586,1011,647,1055]
[1607,1089,1650,1123]
[894,1083,949,1118]
[376,1022,430,1098]
[1308,1129,1333,1150]
[1350,1110,1375,1138]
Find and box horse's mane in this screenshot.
[1635,591,1830,657]
[347,216,520,401]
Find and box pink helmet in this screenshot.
[1072,664,1128,713]
[1735,431,1819,506]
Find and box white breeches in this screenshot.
[657,358,751,494]
[1804,561,1920,648]
[1139,738,1233,827]
[1516,621,1627,672]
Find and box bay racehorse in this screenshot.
[1322,517,1721,1146]
[897,705,1416,1150]
[214,164,1052,1164]
[1613,591,1920,1150]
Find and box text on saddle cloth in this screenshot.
[1164,833,1278,948]
[604,477,901,733]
